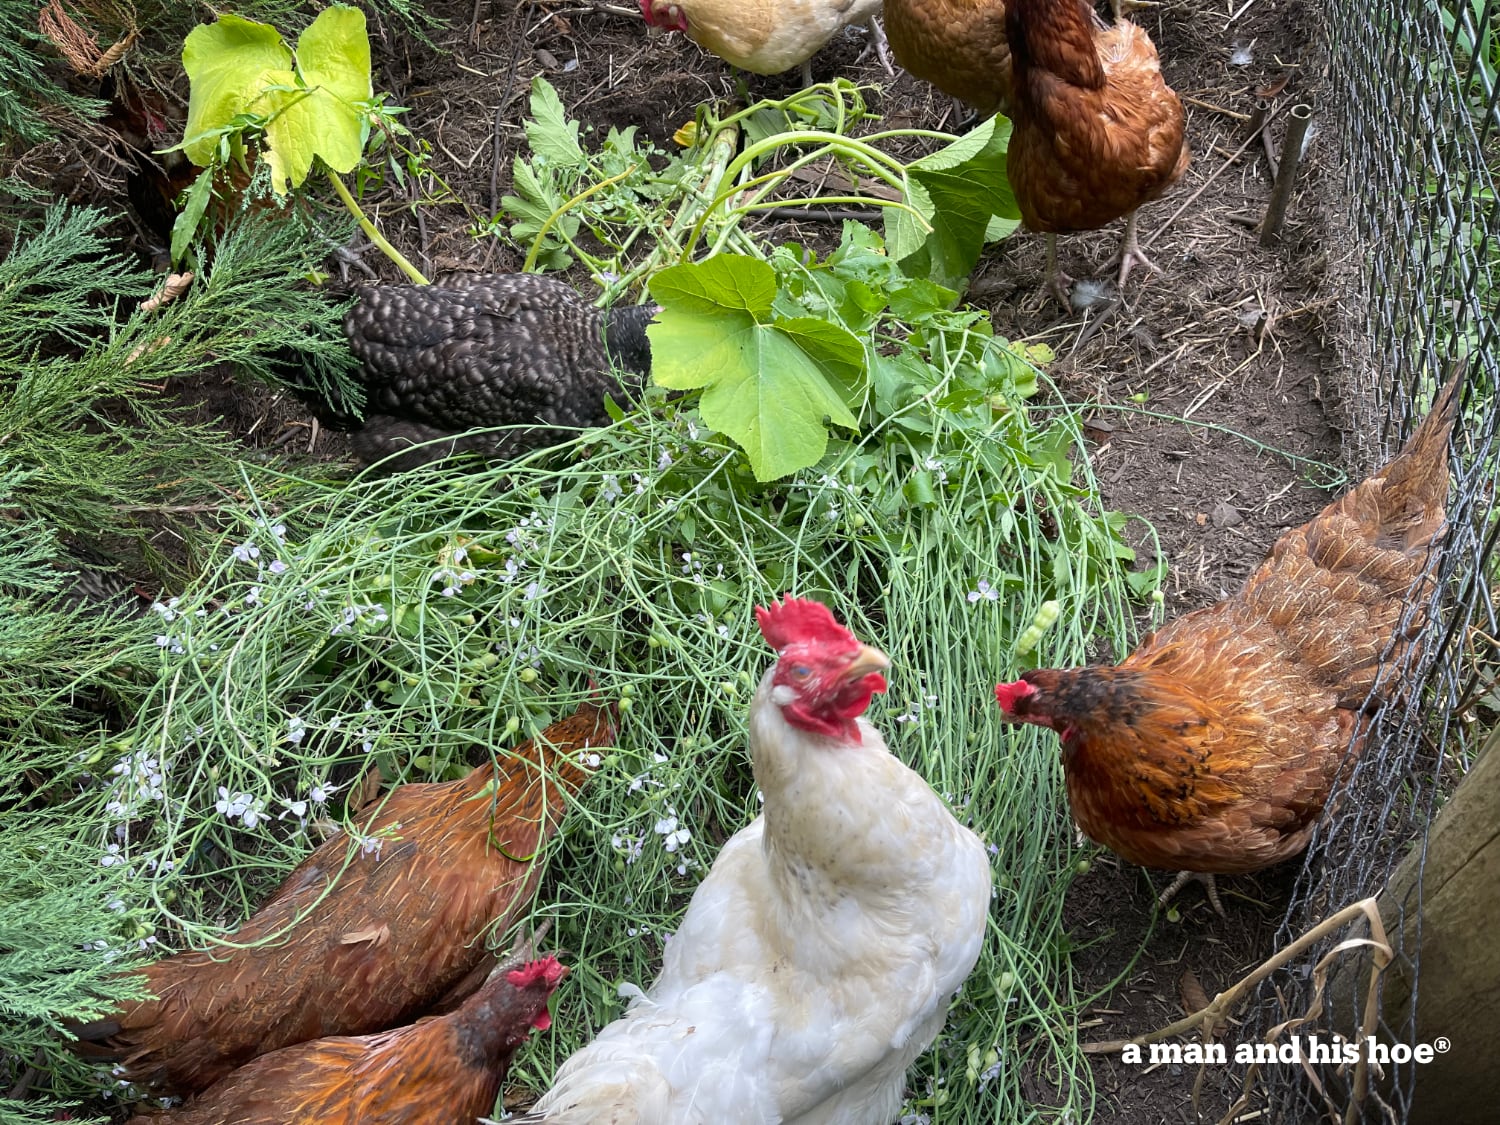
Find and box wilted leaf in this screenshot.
[1179,967,1226,1039]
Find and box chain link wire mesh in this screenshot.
[1209,0,1500,1120]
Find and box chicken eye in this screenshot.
[789,665,812,681]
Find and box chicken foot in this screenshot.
[1114,210,1162,289]
[1111,0,1161,21]
[1044,233,1076,309]
[1157,870,1226,918]
[853,17,896,75]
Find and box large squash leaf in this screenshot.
[649,256,865,482]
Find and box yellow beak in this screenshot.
[844,644,891,680]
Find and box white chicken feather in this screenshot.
[527,597,992,1123]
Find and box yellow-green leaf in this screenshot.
[181,15,291,167]
[261,6,372,193]
[295,6,371,105]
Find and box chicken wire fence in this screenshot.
[1219,0,1500,1121]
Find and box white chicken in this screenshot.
[638,0,889,86]
[526,596,992,1123]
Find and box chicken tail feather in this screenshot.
[1379,368,1464,524]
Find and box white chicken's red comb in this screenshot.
[755,596,860,655]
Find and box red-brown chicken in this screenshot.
[884,0,1013,118]
[1005,0,1189,305]
[995,374,1463,911]
[71,698,614,1093]
[123,956,566,1125]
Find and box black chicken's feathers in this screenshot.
[337,273,656,471]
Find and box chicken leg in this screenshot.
[1044,233,1075,309]
[1115,210,1162,289]
[1158,870,1226,918]
[855,17,896,75]
[1111,0,1161,20]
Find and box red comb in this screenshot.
[755,596,860,654]
[993,679,1036,714]
[506,955,568,991]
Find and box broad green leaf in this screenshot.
[651,255,777,320]
[526,76,584,166]
[261,6,371,192]
[648,256,865,481]
[181,15,291,167]
[773,316,865,406]
[886,116,1020,292]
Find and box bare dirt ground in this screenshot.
[50,0,1365,1120]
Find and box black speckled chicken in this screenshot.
[339,274,657,471]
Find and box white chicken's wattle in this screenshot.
[526,596,992,1123]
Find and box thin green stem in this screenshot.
[522,163,641,274]
[325,169,429,285]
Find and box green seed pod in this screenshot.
[519,668,539,684]
[1013,600,1061,656]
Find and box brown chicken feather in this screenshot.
[71,699,614,1094]
[123,956,567,1125]
[1004,0,1189,303]
[996,374,1463,903]
[884,0,1014,117]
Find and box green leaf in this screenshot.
[648,256,866,481]
[169,169,215,266]
[261,6,372,193]
[525,76,584,166]
[295,5,371,105]
[886,116,1021,293]
[650,254,777,321]
[181,15,292,167]
[501,156,578,270]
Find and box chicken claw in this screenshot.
[1158,870,1226,918]
[1111,0,1161,21]
[1044,233,1076,309]
[855,16,896,76]
[1115,210,1162,289]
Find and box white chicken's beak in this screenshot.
[844,644,891,681]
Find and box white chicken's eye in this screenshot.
[790,665,812,680]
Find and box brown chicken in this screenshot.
[71,698,615,1093]
[1004,0,1189,305]
[995,374,1463,912]
[123,956,567,1125]
[884,0,1014,118]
